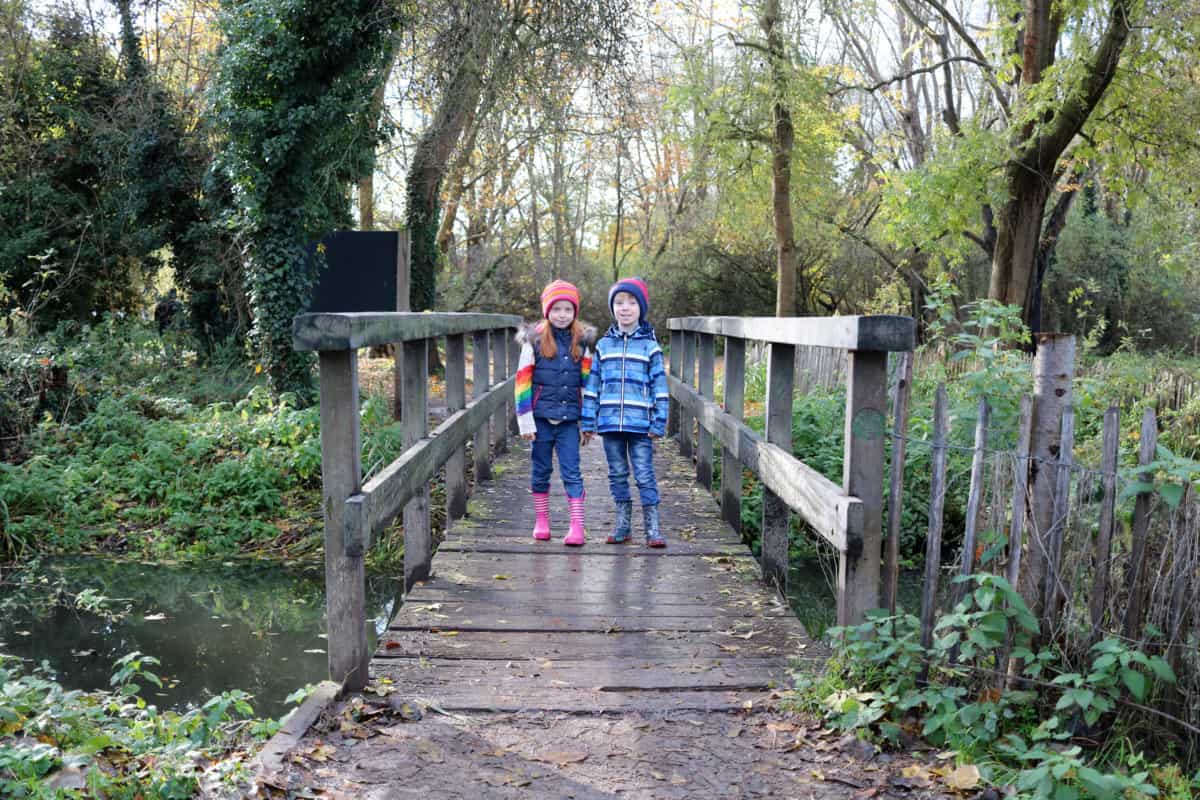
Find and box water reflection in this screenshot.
[0,558,401,718]
[787,557,926,640]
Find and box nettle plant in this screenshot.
[814,573,1175,799]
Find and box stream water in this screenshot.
[0,558,401,718]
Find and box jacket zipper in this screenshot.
[618,332,629,432]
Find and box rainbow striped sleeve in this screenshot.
[515,341,537,436]
[580,348,592,385]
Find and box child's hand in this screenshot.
[581,431,594,446]
[648,433,660,440]
[522,433,535,442]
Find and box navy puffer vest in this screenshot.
[531,326,583,421]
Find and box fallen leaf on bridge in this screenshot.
[537,751,588,766]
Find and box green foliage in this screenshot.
[802,574,1179,798]
[0,6,208,330]
[0,319,405,561]
[1118,443,1200,510]
[212,0,402,395]
[0,653,273,798]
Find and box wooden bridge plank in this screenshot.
[366,685,780,714]
[378,629,821,661]
[374,657,788,692]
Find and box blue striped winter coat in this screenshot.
[581,322,670,437]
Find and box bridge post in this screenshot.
[697,333,715,490]
[680,332,696,460]
[840,350,887,625]
[472,331,492,483]
[491,330,508,455]
[402,338,431,590]
[667,329,682,438]
[317,350,369,690]
[445,334,468,521]
[762,342,795,593]
[721,337,745,532]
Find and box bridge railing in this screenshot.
[294,311,521,690]
[666,315,915,626]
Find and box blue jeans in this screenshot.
[530,418,584,499]
[601,433,658,506]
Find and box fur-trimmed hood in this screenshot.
[515,321,598,349]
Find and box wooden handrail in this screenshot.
[294,311,521,351]
[668,315,914,352]
[345,376,514,553]
[668,377,862,553]
[668,314,912,625]
[297,311,520,691]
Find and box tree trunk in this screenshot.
[761,0,796,317]
[987,166,1049,319]
[357,47,395,231]
[987,0,1133,321]
[405,50,485,312]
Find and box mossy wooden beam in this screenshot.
[294,312,521,351]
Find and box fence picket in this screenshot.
[1122,407,1158,642]
[918,383,949,685]
[1089,406,1120,644]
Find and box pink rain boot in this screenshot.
[531,492,551,541]
[564,494,586,546]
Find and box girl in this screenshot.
[514,280,596,546]
[581,277,670,547]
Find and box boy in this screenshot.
[581,278,669,547]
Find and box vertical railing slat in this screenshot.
[401,338,431,590]
[721,337,746,532]
[697,333,715,489]
[761,342,795,594]
[491,330,508,455]
[472,331,492,483]
[445,333,468,521]
[668,329,682,439]
[680,332,696,460]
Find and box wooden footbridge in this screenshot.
[260,311,914,797]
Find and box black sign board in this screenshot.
[307,231,401,313]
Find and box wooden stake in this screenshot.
[918,383,949,685]
[1122,407,1158,642]
[884,351,913,616]
[1089,406,1120,644]
[956,396,991,605]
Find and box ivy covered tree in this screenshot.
[212,0,402,394]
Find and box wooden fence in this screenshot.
[667,315,915,627]
[293,311,520,691]
[892,341,1200,735]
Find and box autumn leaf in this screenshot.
[943,764,981,792]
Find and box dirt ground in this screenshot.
[255,690,979,800]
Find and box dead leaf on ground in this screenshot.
[942,764,981,791]
[537,751,588,766]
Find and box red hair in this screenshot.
[539,320,585,361]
